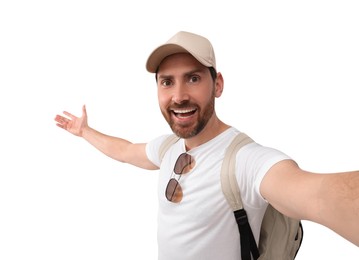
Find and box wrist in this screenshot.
[81,125,92,139]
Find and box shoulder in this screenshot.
[237,142,291,168]
[235,140,292,206]
[146,134,178,167]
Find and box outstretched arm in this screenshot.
[261,159,359,246]
[54,105,158,170]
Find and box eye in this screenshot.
[160,79,172,87]
[189,75,200,83]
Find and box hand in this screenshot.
[55,105,88,137]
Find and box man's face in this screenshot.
[156,53,217,139]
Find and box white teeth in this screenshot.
[173,108,196,114]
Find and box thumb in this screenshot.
[82,104,87,117]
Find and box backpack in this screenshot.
[159,132,304,260]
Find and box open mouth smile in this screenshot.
[171,108,197,119]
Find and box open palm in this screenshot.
[55,105,88,137]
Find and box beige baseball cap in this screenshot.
[146,31,216,73]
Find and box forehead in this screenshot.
[157,53,207,75]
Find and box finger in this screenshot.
[56,123,66,129]
[63,111,76,119]
[55,115,69,125]
[54,115,64,123]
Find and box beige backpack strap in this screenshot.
[220,132,254,211]
[221,132,304,260]
[159,134,180,161]
[221,132,259,260]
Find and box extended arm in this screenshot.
[261,159,359,246]
[54,105,158,170]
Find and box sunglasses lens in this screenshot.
[166,153,195,203]
[165,178,183,203]
[174,153,195,174]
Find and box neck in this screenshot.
[184,114,230,151]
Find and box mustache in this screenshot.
[168,101,198,109]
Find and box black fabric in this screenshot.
[294,222,304,258]
[234,209,260,260]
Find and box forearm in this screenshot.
[80,126,157,170]
[317,171,359,246]
[55,106,157,169]
[82,126,132,163]
[262,161,359,246]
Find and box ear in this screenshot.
[214,72,224,98]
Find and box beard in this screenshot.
[161,92,215,139]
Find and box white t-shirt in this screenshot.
[146,127,291,260]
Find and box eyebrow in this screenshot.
[157,68,206,81]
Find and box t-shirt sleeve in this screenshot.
[236,142,292,208]
[146,134,173,167]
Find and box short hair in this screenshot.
[208,67,217,81]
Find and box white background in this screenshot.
[1,0,358,259]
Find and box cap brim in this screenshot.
[146,44,189,73]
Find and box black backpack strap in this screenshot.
[220,132,259,260]
[235,209,260,260]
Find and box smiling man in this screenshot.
[156,52,226,147]
[55,31,359,260]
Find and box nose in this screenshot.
[172,84,189,104]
